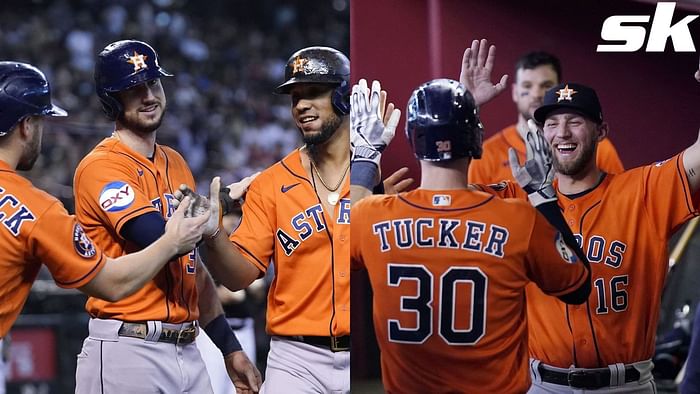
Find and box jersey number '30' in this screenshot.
[387,264,487,345]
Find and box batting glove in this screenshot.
[509,119,557,207]
[173,179,221,238]
[350,79,399,167]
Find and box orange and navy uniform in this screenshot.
[73,136,198,323]
[525,153,699,367]
[231,148,350,337]
[0,159,105,337]
[351,188,588,393]
[469,124,624,184]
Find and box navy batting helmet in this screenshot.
[0,62,67,137]
[94,40,172,120]
[275,46,350,115]
[406,79,483,161]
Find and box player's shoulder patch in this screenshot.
[554,232,578,264]
[73,223,97,258]
[99,181,135,212]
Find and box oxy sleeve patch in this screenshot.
[555,232,577,264]
[73,223,97,258]
[99,181,135,212]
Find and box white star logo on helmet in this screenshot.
[126,51,149,72]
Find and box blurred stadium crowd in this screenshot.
[2,1,347,391]
[1,0,349,211]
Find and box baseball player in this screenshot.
[506,78,700,393]
[0,61,209,344]
[460,39,700,392]
[72,40,260,394]
[349,77,591,393]
[182,46,352,393]
[465,45,624,184]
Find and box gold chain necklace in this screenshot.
[310,159,350,192]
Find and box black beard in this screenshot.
[17,133,40,171]
[303,112,342,160]
[17,152,38,171]
[118,107,165,134]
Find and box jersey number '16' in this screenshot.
[387,264,487,345]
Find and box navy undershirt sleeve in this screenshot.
[120,211,166,249]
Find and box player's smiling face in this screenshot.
[289,83,342,145]
[543,110,602,176]
[116,79,166,134]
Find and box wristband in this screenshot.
[351,160,380,190]
[204,314,242,355]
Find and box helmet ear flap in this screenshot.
[98,91,122,121]
[332,80,350,115]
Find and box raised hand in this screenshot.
[383,167,414,194]
[220,172,259,216]
[163,196,211,253]
[350,79,401,167]
[173,178,220,237]
[459,38,508,107]
[509,119,556,206]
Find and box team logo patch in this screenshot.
[432,194,452,207]
[99,181,135,212]
[73,223,96,258]
[126,51,148,72]
[554,232,578,264]
[556,84,577,102]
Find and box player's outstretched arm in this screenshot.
[685,131,700,193]
[79,197,210,301]
[510,121,591,271]
[683,57,700,193]
[350,79,401,203]
[459,38,508,107]
[176,177,260,291]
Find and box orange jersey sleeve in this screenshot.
[528,153,697,368]
[524,212,588,296]
[469,125,625,185]
[229,172,276,273]
[231,149,350,337]
[468,125,522,185]
[352,189,586,394]
[73,137,199,323]
[0,164,105,337]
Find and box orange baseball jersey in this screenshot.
[0,160,105,337]
[351,188,588,393]
[231,148,350,336]
[469,124,625,184]
[73,136,198,323]
[524,153,699,368]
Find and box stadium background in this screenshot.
[2,0,348,393]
